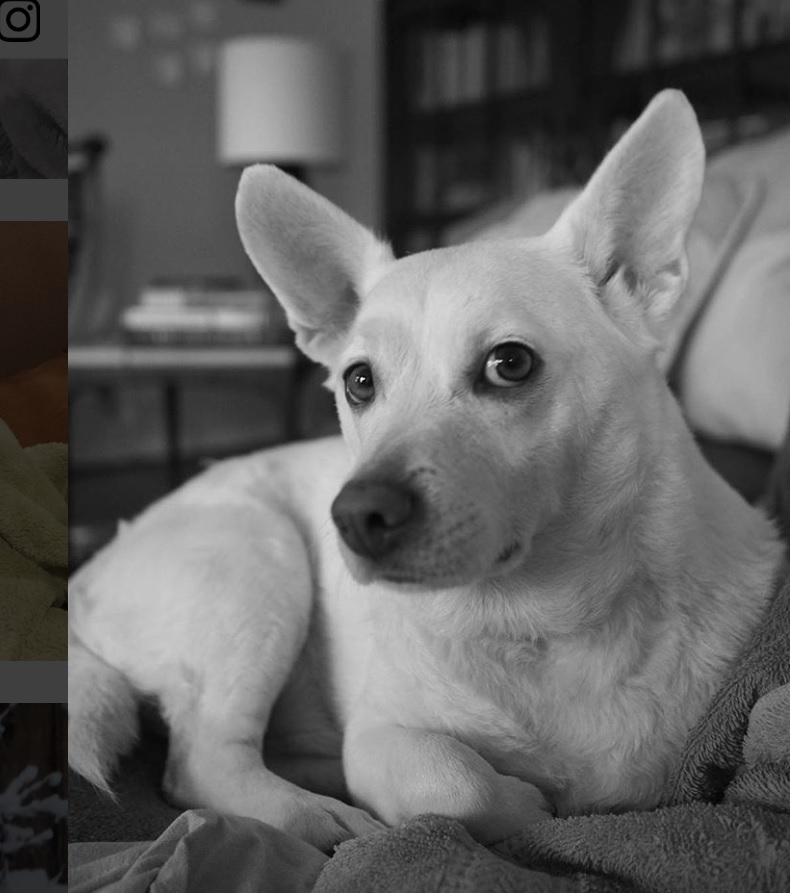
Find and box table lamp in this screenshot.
[217,35,344,182]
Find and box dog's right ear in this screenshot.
[236,166,394,367]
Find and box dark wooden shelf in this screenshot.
[385,0,790,255]
[387,0,509,26]
[591,41,789,92]
[394,206,490,230]
[408,87,553,132]
[744,41,791,95]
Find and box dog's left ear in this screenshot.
[236,166,394,367]
[550,90,704,337]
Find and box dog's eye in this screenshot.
[482,343,535,387]
[344,362,376,407]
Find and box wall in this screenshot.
[69,0,383,465]
[69,0,383,314]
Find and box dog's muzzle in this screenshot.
[331,478,419,560]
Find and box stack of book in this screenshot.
[121,278,288,346]
[412,17,550,111]
[614,0,789,70]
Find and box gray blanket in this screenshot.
[69,564,789,892]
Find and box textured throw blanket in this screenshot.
[70,563,788,892]
[0,419,67,659]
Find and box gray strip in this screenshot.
[0,1,66,59]
[0,176,65,216]
[0,661,67,701]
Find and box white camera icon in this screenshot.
[0,0,39,42]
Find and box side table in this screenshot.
[68,342,306,488]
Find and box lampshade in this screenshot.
[217,36,344,167]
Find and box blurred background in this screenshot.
[69,0,789,567]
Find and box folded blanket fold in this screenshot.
[69,811,328,893]
[742,683,789,766]
[663,570,789,806]
[314,805,788,893]
[0,419,67,659]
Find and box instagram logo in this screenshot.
[0,0,39,41]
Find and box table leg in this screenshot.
[285,354,312,441]
[164,380,180,489]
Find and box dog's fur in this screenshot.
[69,91,783,850]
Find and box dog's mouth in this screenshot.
[372,540,523,588]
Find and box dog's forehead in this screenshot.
[353,239,597,353]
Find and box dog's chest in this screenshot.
[366,623,677,814]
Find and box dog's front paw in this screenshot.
[472,774,553,844]
[285,794,385,852]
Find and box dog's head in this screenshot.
[236,90,704,589]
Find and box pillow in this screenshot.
[706,130,788,237]
[660,171,763,373]
[441,187,579,245]
[677,229,789,450]
[676,130,790,451]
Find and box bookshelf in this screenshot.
[384,0,790,256]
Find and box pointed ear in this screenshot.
[236,165,394,367]
[550,90,705,337]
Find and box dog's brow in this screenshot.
[353,315,412,350]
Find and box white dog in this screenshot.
[69,91,783,851]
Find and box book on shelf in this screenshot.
[614,0,789,70]
[497,22,550,94]
[121,277,289,346]
[461,25,486,102]
[413,19,550,110]
[742,0,790,45]
[137,277,263,308]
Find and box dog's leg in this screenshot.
[163,694,381,851]
[344,724,552,843]
[146,513,382,851]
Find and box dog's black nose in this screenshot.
[331,479,417,559]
